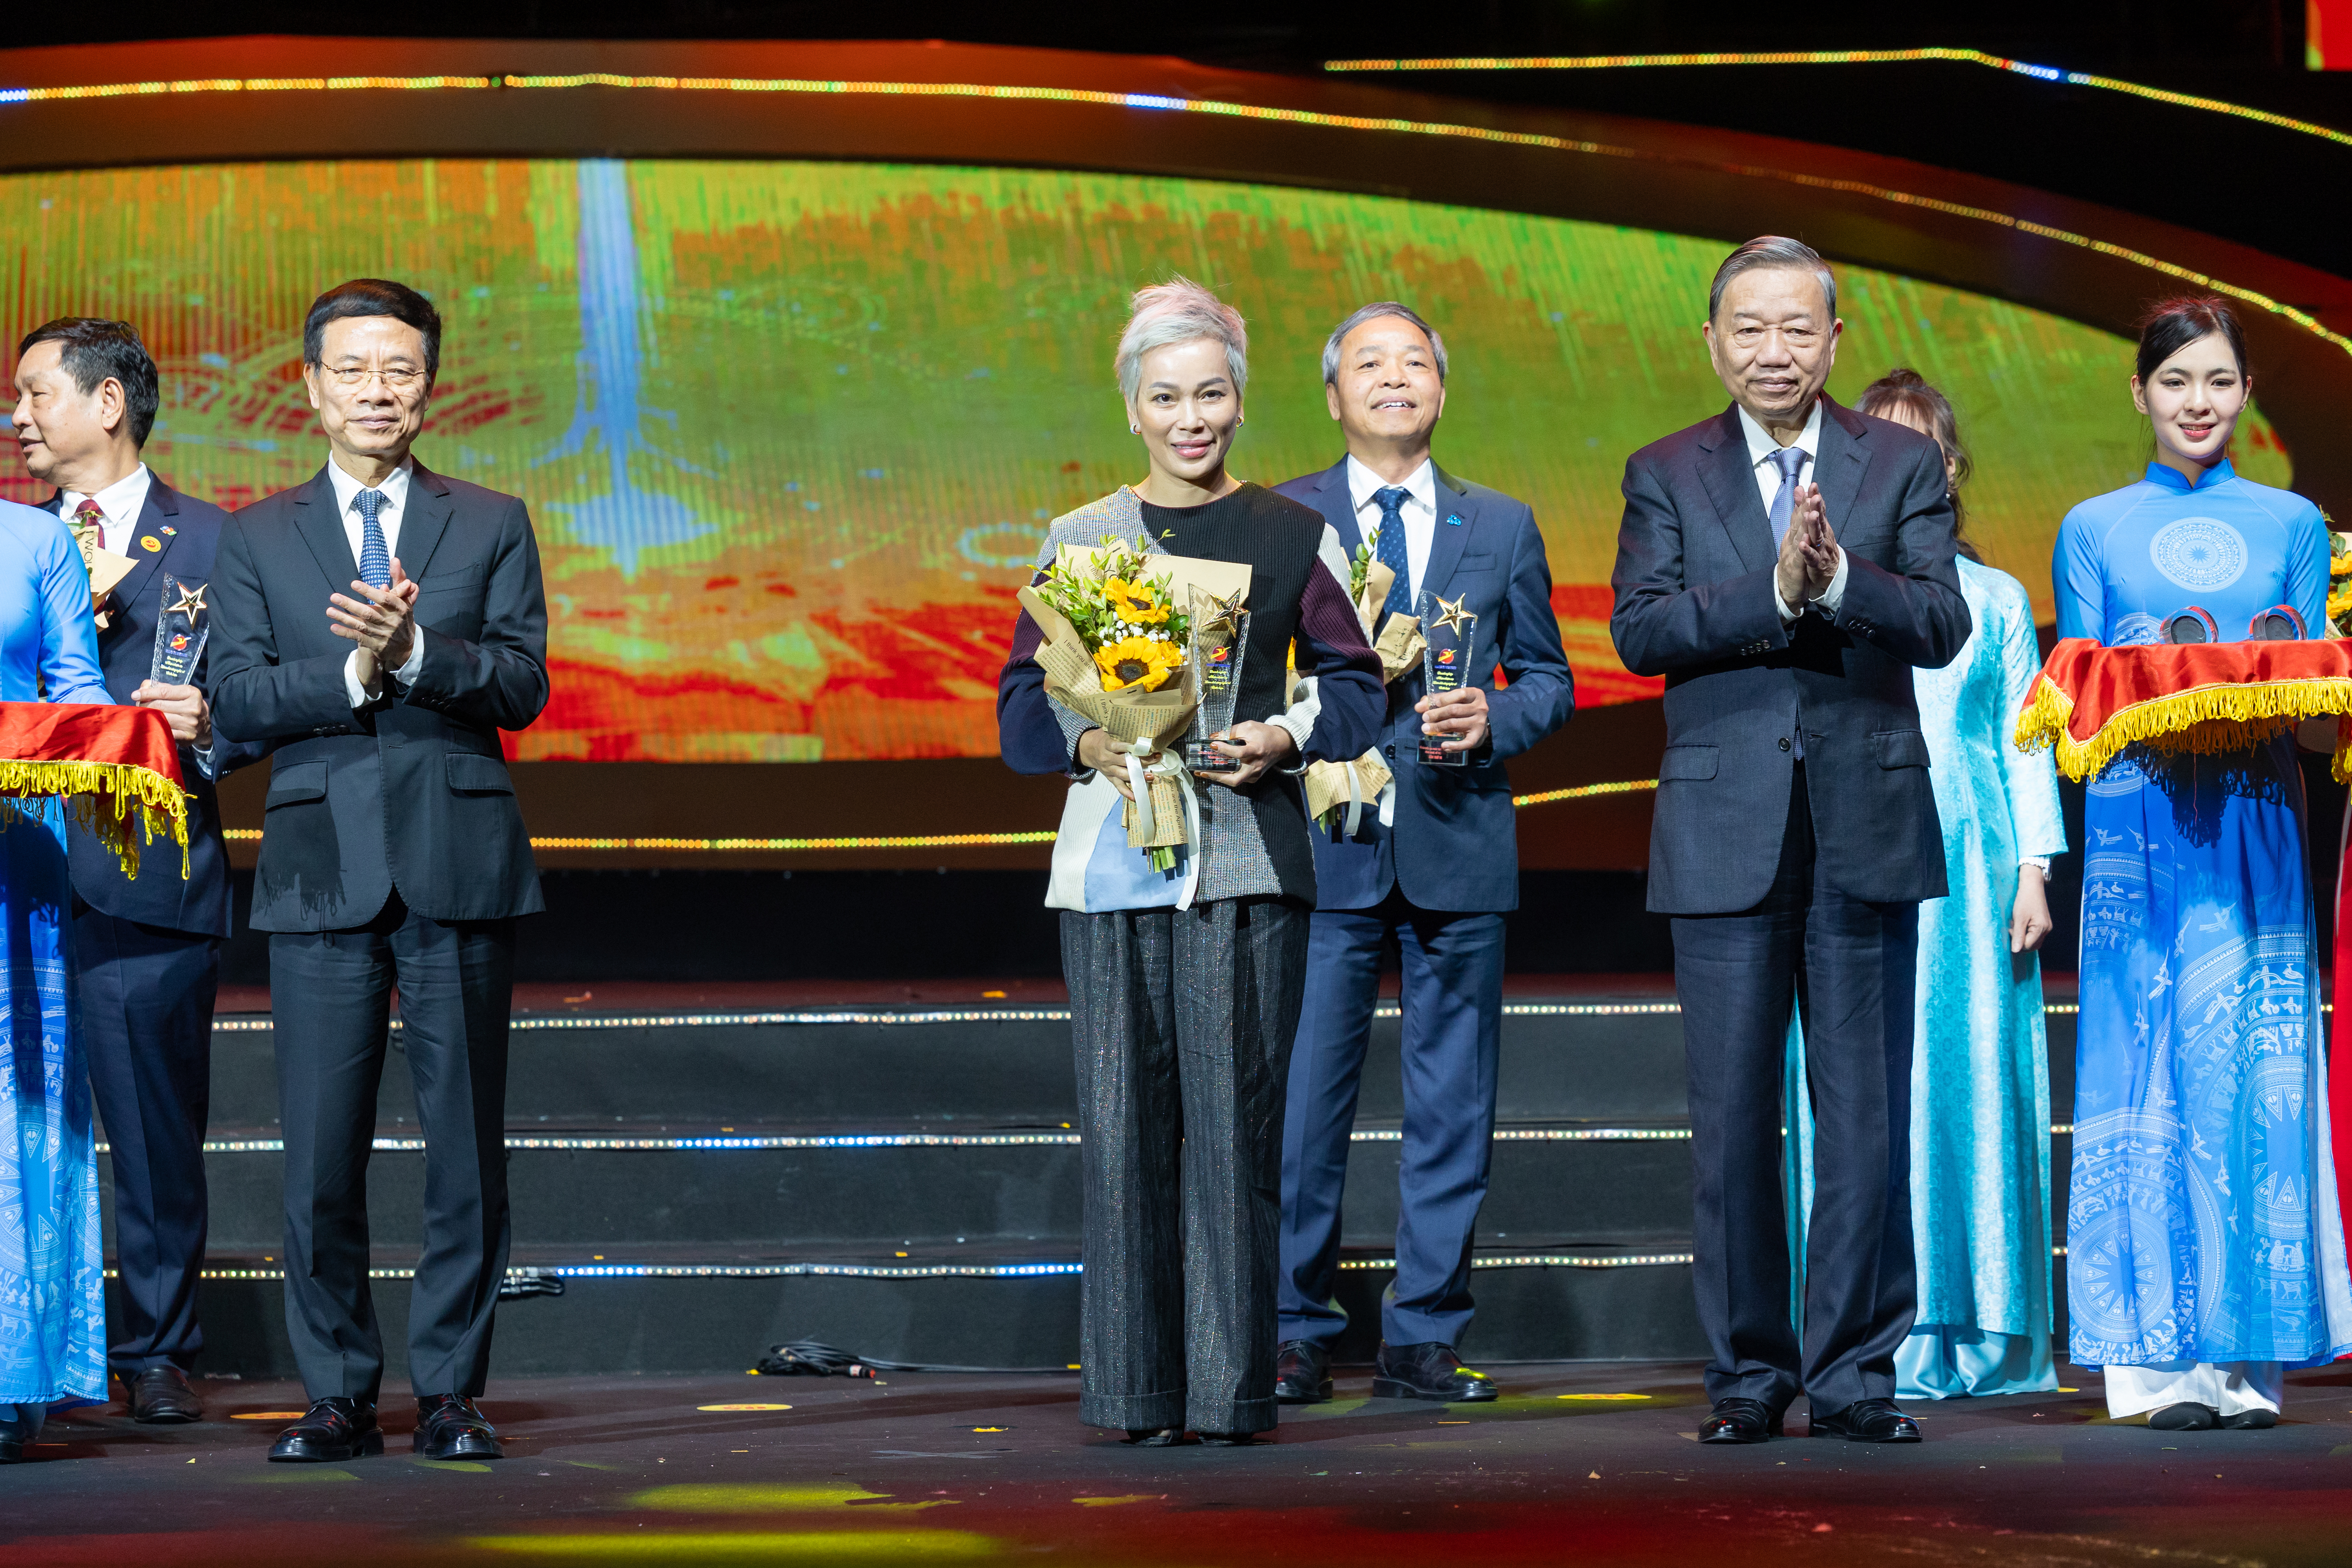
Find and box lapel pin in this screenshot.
[139,535,162,552]
[1445,513,1464,527]
[160,525,177,536]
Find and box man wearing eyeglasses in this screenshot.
[209,278,549,1466]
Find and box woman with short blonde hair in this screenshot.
[997,277,1384,1444]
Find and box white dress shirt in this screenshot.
[1737,401,1849,624]
[325,457,427,704]
[1345,453,1439,605]
[58,463,154,555]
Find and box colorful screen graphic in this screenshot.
[0,159,2293,759]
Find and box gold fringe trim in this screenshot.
[0,758,191,880]
[2014,672,2352,784]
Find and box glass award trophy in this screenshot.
[150,575,210,686]
[1184,590,1249,771]
[1416,589,1478,767]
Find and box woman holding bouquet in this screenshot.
[1,498,116,1459]
[2053,297,2352,1429]
[998,278,1384,1444]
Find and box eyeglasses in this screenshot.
[324,366,427,390]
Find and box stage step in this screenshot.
[102,997,2078,1378]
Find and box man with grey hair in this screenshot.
[1270,302,1573,1406]
[1610,237,1969,1445]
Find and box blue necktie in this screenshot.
[356,487,391,589]
[1766,445,1806,545]
[1372,486,1412,619]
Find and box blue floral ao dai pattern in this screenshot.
[2053,459,2352,1370]
[0,500,111,1416]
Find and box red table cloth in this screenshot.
[2013,637,2352,783]
[0,701,188,879]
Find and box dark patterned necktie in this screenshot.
[356,487,391,589]
[1373,486,1412,619]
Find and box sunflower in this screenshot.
[1096,636,1185,693]
[1105,577,1171,625]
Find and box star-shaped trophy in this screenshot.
[150,574,212,687]
[1415,589,1480,768]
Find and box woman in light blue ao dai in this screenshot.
[2053,297,2352,1429]
[1784,369,2069,1399]
[0,497,114,1462]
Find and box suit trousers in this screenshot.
[1279,890,1504,1350]
[1672,764,1920,1414]
[272,891,515,1406]
[1062,895,1309,1436]
[75,909,217,1374]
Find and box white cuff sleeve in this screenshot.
[1811,547,1851,616]
[2022,857,2051,875]
[1268,710,1314,774]
[392,634,426,688]
[1773,578,1801,626]
[344,650,373,708]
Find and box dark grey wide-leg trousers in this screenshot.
[1062,895,1310,1436]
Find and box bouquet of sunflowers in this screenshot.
[1019,538,1251,870]
[1303,524,1425,836]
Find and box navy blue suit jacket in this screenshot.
[1274,461,1574,914]
[1609,398,1970,916]
[47,475,263,938]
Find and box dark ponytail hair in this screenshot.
[2134,295,2248,384]
[1856,367,1979,564]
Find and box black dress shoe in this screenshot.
[1275,1340,1333,1405]
[415,1394,504,1460]
[268,1398,383,1462]
[1370,1341,1498,1402]
[125,1365,203,1425]
[1808,1398,1922,1443]
[0,1436,21,1464]
[1123,1427,1186,1446]
[1699,1397,1784,1444]
[2148,1402,2219,1430]
[2220,1407,2277,1430]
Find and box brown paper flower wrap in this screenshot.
[1018,545,1252,873]
[1304,556,1424,835]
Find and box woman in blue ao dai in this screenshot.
[1784,369,2069,1399]
[2052,298,2352,1429]
[0,496,114,1461]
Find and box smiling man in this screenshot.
[1271,303,1573,1406]
[1609,237,1970,1447]
[208,278,549,1467]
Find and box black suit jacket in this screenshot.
[209,459,550,932]
[1609,397,1971,915]
[47,475,263,937]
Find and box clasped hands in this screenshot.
[1774,480,1841,612]
[1077,721,1296,802]
[328,558,419,687]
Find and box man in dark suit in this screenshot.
[1272,304,1574,1405]
[10,317,263,1425]
[210,278,548,1464]
[1610,237,1970,1445]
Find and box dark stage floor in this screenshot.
[3,1360,2346,1565]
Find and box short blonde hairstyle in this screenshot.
[1114,276,1248,401]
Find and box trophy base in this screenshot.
[1183,738,1233,771]
[1416,738,1468,767]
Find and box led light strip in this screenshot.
[0,70,2336,359]
[207,1001,1686,1032]
[208,999,2156,1032]
[155,1253,1691,1280]
[1344,1251,1692,1270]
[1322,50,2352,152]
[215,781,1655,852]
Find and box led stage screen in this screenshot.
[0,159,2293,761]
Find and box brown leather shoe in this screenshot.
[125,1365,203,1425]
